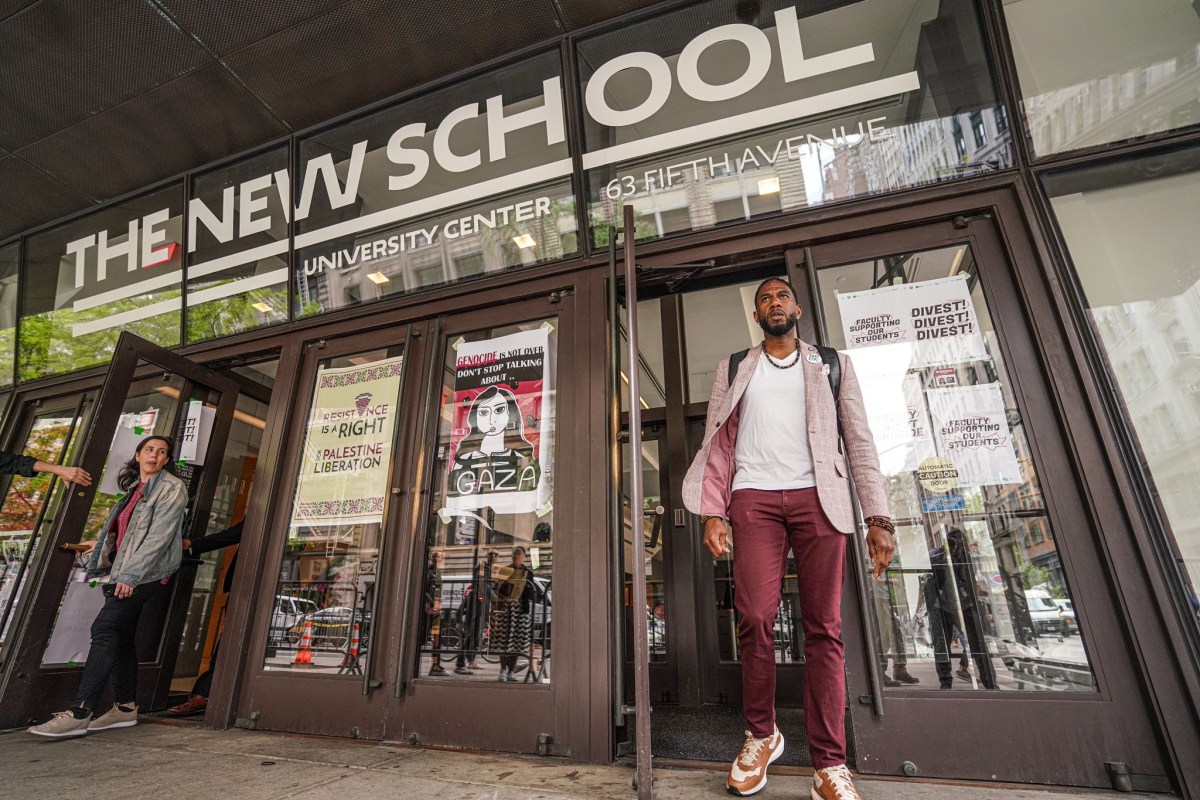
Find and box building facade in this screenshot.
[1,0,1198,795]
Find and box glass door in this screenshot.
[0,333,245,726]
[0,393,94,661]
[800,218,1168,785]
[239,328,413,740]
[390,293,571,754]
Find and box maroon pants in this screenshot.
[728,487,847,769]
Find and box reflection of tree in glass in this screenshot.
[0,422,69,533]
[18,290,182,381]
[187,282,288,344]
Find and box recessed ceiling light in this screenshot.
[251,302,273,313]
[757,177,781,195]
[512,233,537,249]
[367,271,390,284]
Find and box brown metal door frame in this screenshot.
[798,214,1167,786]
[236,325,415,740]
[0,332,241,727]
[390,291,577,755]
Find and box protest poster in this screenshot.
[927,383,1022,487]
[178,400,216,465]
[440,327,553,525]
[292,356,405,526]
[836,274,988,368]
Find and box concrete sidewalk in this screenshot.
[0,720,1163,800]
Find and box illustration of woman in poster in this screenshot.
[450,385,541,497]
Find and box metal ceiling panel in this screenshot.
[0,155,95,241]
[0,0,211,151]
[0,1,37,22]
[221,0,563,130]
[19,63,289,202]
[552,0,658,30]
[155,0,351,57]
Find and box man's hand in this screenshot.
[866,525,895,579]
[182,539,191,551]
[114,582,134,599]
[56,465,92,486]
[703,517,731,558]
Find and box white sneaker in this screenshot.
[726,726,785,796]
[88,703,138,731]
[28,710,91,738]
[812,764,862,800]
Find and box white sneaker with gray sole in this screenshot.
[88,703,138,732]
[27,711,91,738]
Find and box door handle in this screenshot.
[673,509,684,527]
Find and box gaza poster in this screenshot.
[440,327,554,526]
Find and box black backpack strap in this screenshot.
[817,345,841,402]
[726,348,751,388]
[817,345,843,444]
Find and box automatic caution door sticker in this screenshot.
[917,456,959,493]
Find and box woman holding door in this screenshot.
[28,435,187,738]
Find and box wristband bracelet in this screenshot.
[864,515,895,535]
[699,514,725,524]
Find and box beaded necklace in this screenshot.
[761,339,802,370]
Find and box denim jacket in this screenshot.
[86,469,187,586]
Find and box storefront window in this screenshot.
[1044,145,1200,625]
[816,244,1097,691]
[187,148,289,343]
[263,349,404,673]
[577,0,1013,247]
[19,185,183,380]
[0,243,16,388]
[293,51,577,318]
[1003,0,1200,158]
[417,319,557,684]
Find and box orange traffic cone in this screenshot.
[339,621,362,675]
[293,619,314,667]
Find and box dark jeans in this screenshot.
[71,580,168,711]
[728,487,847,769]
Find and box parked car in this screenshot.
[270,595,318,643]
[1025,589,1065,635]
[288,606,371,651]
[1053,598,1078,636]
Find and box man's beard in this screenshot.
[758,312,797,337]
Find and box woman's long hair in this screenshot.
[116,435,177,492]
[458,386,535,458]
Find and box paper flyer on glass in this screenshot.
[441,327,553,526]
[292,357,405,527]
[927,383,1022,487]
[853,363,937,476]
[836,274,987,368]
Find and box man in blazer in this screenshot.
[682,277,895,800]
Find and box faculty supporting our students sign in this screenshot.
[927,383,1022,488]
[293,357,405,526]
[836,274,987,367]
[441,327,553,525]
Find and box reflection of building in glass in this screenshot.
[1022,43,1200,155]
[1091,281,1200,595]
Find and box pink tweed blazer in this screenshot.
[681,341,889,534]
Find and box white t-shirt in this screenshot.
[731,349,816,492]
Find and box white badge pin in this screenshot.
[806,353,822,364]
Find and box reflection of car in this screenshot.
[271,596,317,641]
[288,607,371,651]
[1025,590,1064,635]
[1053,599,1078,636]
